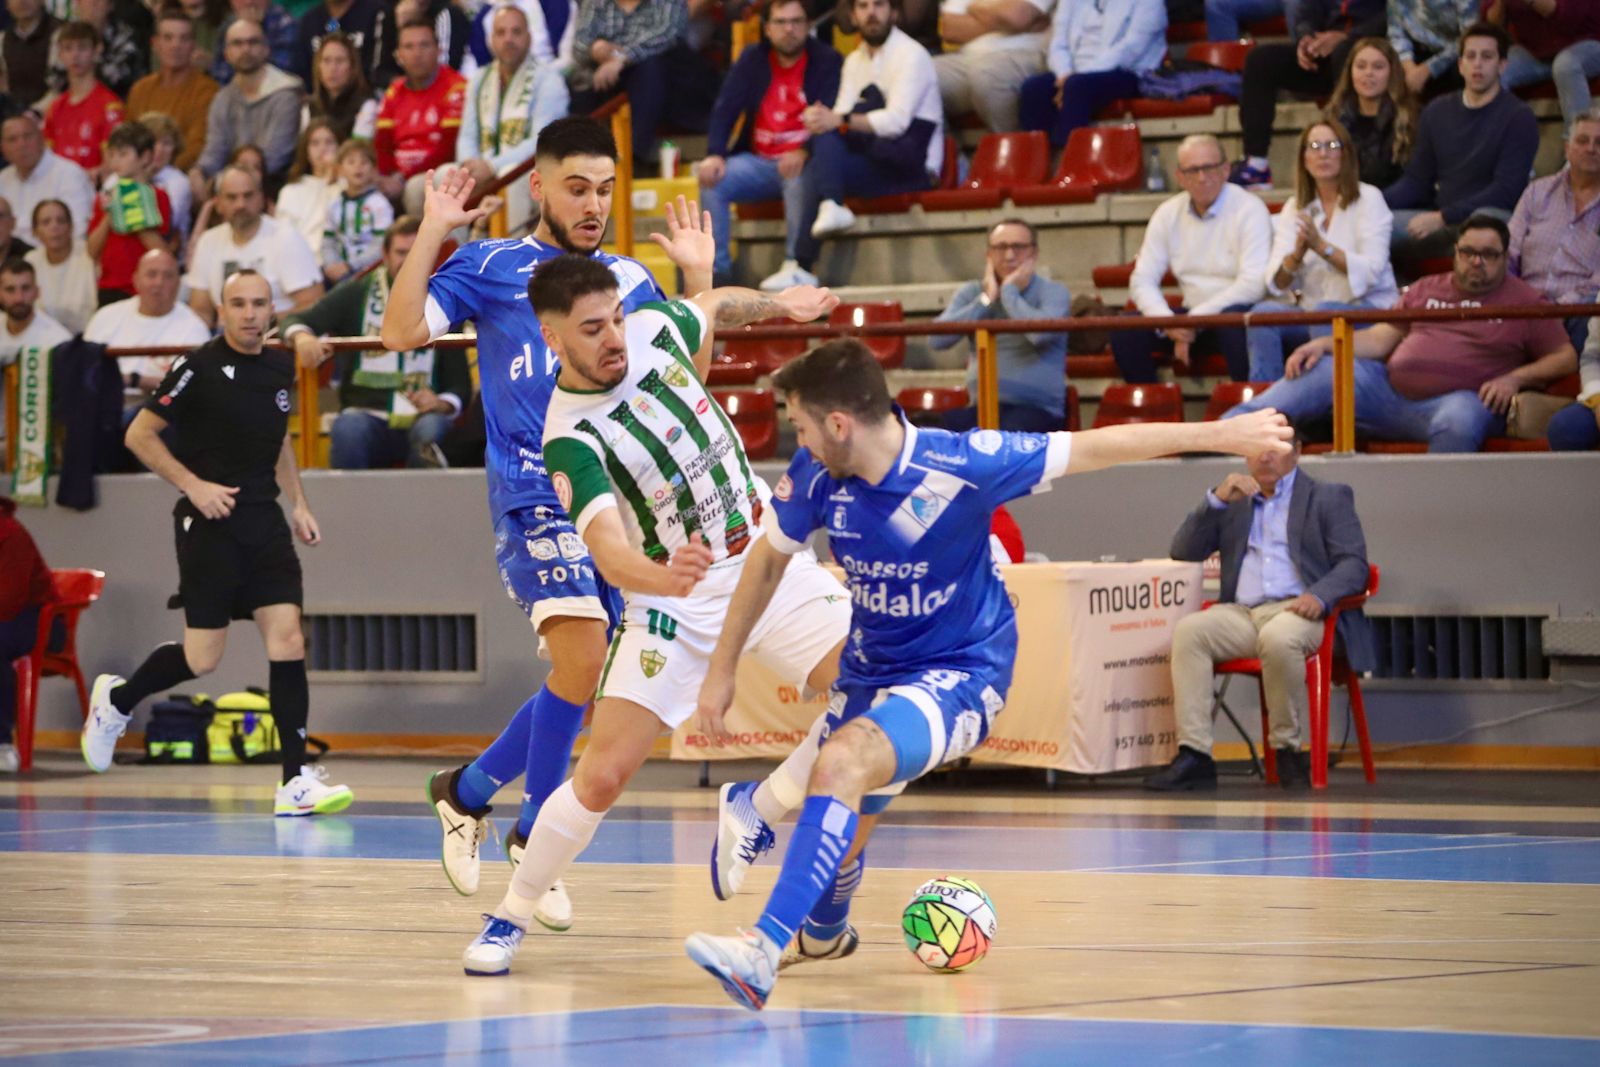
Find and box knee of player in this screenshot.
[572,762,626,812]
[265,628,306,661]
[809,737,877,799]
[184,644,224,676]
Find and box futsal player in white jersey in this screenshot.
[461,254,854,975]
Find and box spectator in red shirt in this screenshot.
[0,494,55,773]
[1227,213,1578,451]
[375,19,466,216]
[42,21,127,181]
[87,123,174,305]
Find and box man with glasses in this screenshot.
[1228,213,1577,452]
[191,18,305,192]
[698,0,841,288]
[1111,133,1271,383]
[929,218,1070,431]
[1508,105,1600,354]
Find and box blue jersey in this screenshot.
[764,416,1071,690]
[423,235,666,520]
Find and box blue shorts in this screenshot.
[823,668,1010,785]
[494,504,623,640]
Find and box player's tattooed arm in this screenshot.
[690,285,842,376]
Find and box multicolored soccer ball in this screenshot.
[901,876,997,972]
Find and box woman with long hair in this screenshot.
[1245,118,1400,381]
[23,200,97,335]
[306,33,379,143]
[275,121,342,267]
[1326,37,1420,189]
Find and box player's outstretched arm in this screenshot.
[696,536,794,744]
[1066,408,1294,476]
[582,507,714,597]
[380,169,487,353]
[126,409,240,520]
[686,284,840,378]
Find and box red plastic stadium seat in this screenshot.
[830,301,906,368]
[921,131,1051,211]
[705,354,761,385]
[1185,40,1254,72]
[897,386,969,416]
[1091,262,1176,290]
[720,317,806,375]
[1067,351,1119,378]
[1103,96,1223,120]
[1204,381,1271,421]
[1484,437,1551,452]
[713,388,779,460]
[734,200,785,221]
[1549,373,1581,398]
[1012,125,1142,205]
[1364,440,1426,454]
[1415,256,1454,277]
[1167,21,1204,43]
[1066,383,1081,431]
[1092,382,1185,427]
[848,137,960,214]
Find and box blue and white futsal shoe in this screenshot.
[711,781,776,900]
[464,914,526,976]
[685,929,779,1011]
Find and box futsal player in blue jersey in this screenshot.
[379,117,715,924]
[686,340,1293,1010]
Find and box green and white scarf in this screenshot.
[109,179,163,235]
[475,58,540,159]
[11,345,51,505]
[354,271,435,428]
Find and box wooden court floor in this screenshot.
[2,756,1598,1065]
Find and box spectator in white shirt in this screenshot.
[22,200,96,337]
[0,115,96,243]
[1111,134,1272,383]
[0,259,72,369]
[275,120,342,268]
[87,249,212,415]
[766,0,944,289]
[932,0,1054,134]
[1247,118,1399,381]
[186,164,324,326]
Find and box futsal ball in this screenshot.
[901,876,997,972]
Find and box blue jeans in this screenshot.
[1017,68,1139,148]
[1227,358,1504,452]
[796,131,932,263]
[701,153,809,275]
[1245,299,1378,382]
[330,410,453,469]
[1548,402,1600,451]
[1206,0,1292,41]
[939,402,1064,433]
[1109,304,1253,383]
[1504,40,1600,127]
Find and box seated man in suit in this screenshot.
[1145,426,1373,791]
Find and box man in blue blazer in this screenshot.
[1145,430,1374,790]
[697,0,842,288]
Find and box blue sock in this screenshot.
[518,686,589,836]
[803,849,865,942]
[456,692,537,810]
[755,796,858,949]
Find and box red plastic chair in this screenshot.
[830,301,905,368]
[1091,262,1176,290]
[896,386,969,417]
[12,568,105,772]
[714,388,779,460]
[921,131,1051,211]
[705,354,761,386]
[720,318,807,375]
[1013,125,1143,206]
[1204,381,1272,421]
[1213,564,1380,790]
[848,136,960,214]
[1186,40,1254,73]
[1092,382,1184,427]
[1065,384,1081,431]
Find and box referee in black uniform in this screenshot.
[80,270,354,816]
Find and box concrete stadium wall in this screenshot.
[21,454,1600,761]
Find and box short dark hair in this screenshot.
[1459,20,1511,61]
[398,17,438,42]
[527,254,619,317]
[57,20,100,48]
[106,121,155,157]
[383,214,422,253]
[772,339,893,422]
[1459,212,1511,252]
[0,256,34,280]
[762,0,808,22]
[535,116,619,164]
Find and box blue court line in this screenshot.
[8,1005,1597,1067]
[4,809,1600,884]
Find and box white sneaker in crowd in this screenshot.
[758,260,819,291]
[809,199,857,238]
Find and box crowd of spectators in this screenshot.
[0,0,1593,464]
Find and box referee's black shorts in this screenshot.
[169,501,303,629]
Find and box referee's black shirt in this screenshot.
[143,337,296,505]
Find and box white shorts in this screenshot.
[597,550,851,728]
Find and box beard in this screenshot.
[860,18,891,47]
[545,211,602,254]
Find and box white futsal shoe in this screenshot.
[464,913,526,976]
[778,924,860,971]
[505,825,574,931]
[80,674,131,773]
[274,765,355,816]
[685,929,780,1012]
[810,199,857,238]
[711,781,776,901]
[428,769,492,895]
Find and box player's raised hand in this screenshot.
[420,167,490,232]
[663,531,714,596]
[695,667,737,747]
[775,285,841,323]
[650,194,716,280]
[1210,408,1293,459]
[186,480,239,520]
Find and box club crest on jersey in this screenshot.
[908,490,944,527]
[632,395,658,419]
[527,538,558,561]
[774,474,793,501]
[663,363,690,389]
[833,505,848,530]
[275,389,290,412]
[640,649,667,678]
[970,430,1002,455]
[553,471,573,511]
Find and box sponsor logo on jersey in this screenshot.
[527,538,558,561]
[922,451,966,466]
[553,471,573,511]
[663,363,690,389]
[275,389,290,413]
[640,649,667,678]
[774,474,793,501]
[222,364,235,379]
[829,488,855,503]
[632,395,658,419]
[558,531,585,561]
[970,430,1002,455]
[1018,435,1044,453]
[948,709,983,758]
[666,425,682,444]
[850,578,960,617]
[695,397,710,415]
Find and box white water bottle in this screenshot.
[1145,146,1167,193]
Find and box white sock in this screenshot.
[756,712,824,821]
[1248,156,1269,170]
[495,779,605,924]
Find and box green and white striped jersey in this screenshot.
[542,300,764,567]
